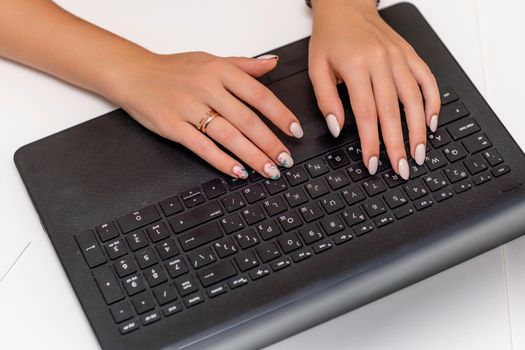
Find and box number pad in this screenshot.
[114,256,138,278]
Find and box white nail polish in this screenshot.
[263,162,280,179]
[257,54,279,61]
[326,114,341,138]
[398,158,410,180]
[415,143,426,166]
[277,152,294,168]
[368,156,378,175]
[430,114,438,132]
[232,165,248,179]
[289,122,304,138]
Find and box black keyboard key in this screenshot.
[299,224,324,244]
[263,177,288,195]
[207,284,227,298]
[346,162,369,182]
[119,320,139,334]
[278,232,303,253]
[362,197,387,218]
[262,197,287,216]
[75,230,106,268]
[305,179,330,199]
[156,238,179,260]
[165,257,189,278]
[440,86,459,105]
[220,213,245,234]
[362,177,387,196]
[228,275,249,289]
[346,143,363,162]
[428,129,451,149]
[159,196,184,217]
[438,101,470,126]
[249,266,270,280]
[110,301,134,323]
[170,200,223,233]
[126,231,149,252]
[408,159,428,179]
[333,231,353,245]
[326,170,350,190]
[182,191,205,208]
[434,187,454,202]
[414,196,434,211]
[141,311,161,326]
[234,229,260,249]
[235,250,260,272]
[464,154,488,175]
[444,163,469,183]
[473,172,492,185]
[256,242,281,262]
[393,205,414,219]
[242,183,266,203]
[256,219,281,240]
[306,157,329,177]
[136,248,158,269]
[96,222,120,242]
[453,179,473,193]
[184,293,205,308]
[143,265,168,287]
[291,249,313,262]
[284,167,309,186]
[341,185,366,205]
[425,150,448,171]
[403,180,429,200]
[132,292,155,314]
[320,193,345,214]
[225,177,248,190]
[174,275,199,296]
[123,273,147,296]
[188,247,216,269]
[197,260,237,287]
[447,117,480,141]
[326,149,350,169]
[320,215,345,235]
[423,172,448,192]
[202,179,226,199]
[442,142,468,162]
[153,283,178,305]
[341,207,366,226]
[483,149,504,166]
[299,203,324,222]
[312,239,333,254]
[284,187,309,207]
[114,256,138,278]
[383,189,409,209]
[179,222,223,252]
[377,152,391,173]
[93,266,124,304]
[221,193,246,213]
[375,213,394,227]
[162,302,183,317]
[212,237,239,258]
[241,204,266,225]
[462,133,492,153]
[492,164,511,177]
[271,257,292,271]
[105,239,128,260]
[278,211,303,231]
[146,223,170,243]
[118,206,160,234]
[382,170,405,188]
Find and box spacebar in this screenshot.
[169,201,223,233]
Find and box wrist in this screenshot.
[311,0,378,16]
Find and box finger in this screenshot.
[209,90,295,169]
[308,56,345,138]
[339,68,380,174]
[174,122,250,179]
[204,114,282,179]
[390,52,427,166]
[224,55,279,78]
[370,53,409,180]
[220,65,303,138]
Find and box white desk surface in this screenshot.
[1,1,524,349]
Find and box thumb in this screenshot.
[224,54,279,77]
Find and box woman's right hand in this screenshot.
[105,51,303,180]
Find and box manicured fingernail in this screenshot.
[289,121,304,138]
[257,54,279,61]
[263,162,280,179]
[415,143,426,166]
[326,114,341,138]
[398,158,410,180]
[430,114,438,132]
[277,152,294,168]
[232,165,248,179]
[368,156,378,175]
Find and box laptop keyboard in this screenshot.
[75,86,511,335]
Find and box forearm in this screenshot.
[0,0,150,100]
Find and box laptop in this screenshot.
[14,3,525,350]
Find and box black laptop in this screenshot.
[14,3,525,350]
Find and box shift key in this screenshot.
[170,200,223,233]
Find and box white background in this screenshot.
[0,1,524,349]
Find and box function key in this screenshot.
[291,248,312,263]
[201,179,226,199]
[453,179,473,193]
[75,230,107,268]
[434,188,454,202]
[462,133,492,153]
[146,222,171,243]
[346,143,363,162]
[326,149,350,169]
[483,149,504,166]
[374,213,394,227]
[439,101,470,126]
[118,205,161,234]
[393,205,414,219]
[270,257,292,272]
[440,86,459,105]
[159,195,184,216]
[249,266,270,280]
[492,164,511,177]
[284,167,309,186]
[96,222,120,242]
[442,142,468,162]
[446,117,480,141]
[312,239,333,254]
[473,172,492,185]
[428,129,451,149]
[413,196,434,210]
[305,157,329,177]
[180,187,205,208]
[333,231,353,245]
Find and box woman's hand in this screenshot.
[309,0,440,179]
[106,51,304,180]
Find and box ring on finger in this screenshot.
[198,110,222,134]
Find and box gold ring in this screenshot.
[198,110,221,134]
